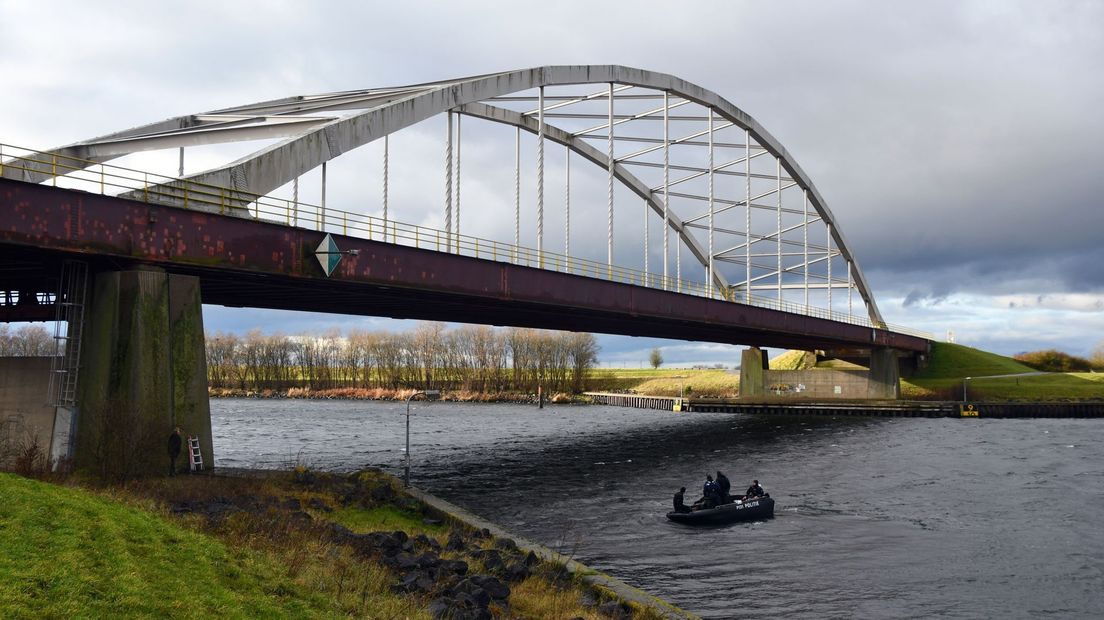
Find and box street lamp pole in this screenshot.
[404,389,440,487]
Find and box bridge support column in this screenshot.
[868,347,901,400]
[73,269,211,477]
[739,347,768,398]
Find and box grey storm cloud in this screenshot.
[2,0,1101,357]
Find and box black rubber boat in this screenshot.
[666,496,775,525]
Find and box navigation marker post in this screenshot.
[314,233,359,277]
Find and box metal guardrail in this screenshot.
[0,143,932,340]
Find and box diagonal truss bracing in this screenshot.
[1,65,885,326]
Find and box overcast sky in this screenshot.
[2,0,1101,364]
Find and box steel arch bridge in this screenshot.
[3,65,915,335]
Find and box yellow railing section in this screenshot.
[0,143,932,340]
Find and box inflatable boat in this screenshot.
[666,496,775,525]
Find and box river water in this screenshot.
[212,399,1104,619]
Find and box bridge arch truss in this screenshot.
[3,65,888,327]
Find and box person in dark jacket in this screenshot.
[168,427,183,476]
[701,474,721,508]
[715,471,732,503]
[745,479,765,499]
[673,487,692,513]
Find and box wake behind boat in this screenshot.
[667,496,775,525]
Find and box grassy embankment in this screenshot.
[903,342,1104,401]
[0,473,352,618]
[591,368,740,398]
[601,343,1104,401]
[0,471,666,619]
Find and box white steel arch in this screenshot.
[5,65,884,325]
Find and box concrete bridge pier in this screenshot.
[868,347,901,400]
[738,347,769,398]
[70,268,211,476]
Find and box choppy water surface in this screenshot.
[213,399,1104,619]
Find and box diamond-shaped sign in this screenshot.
[314,233,343,277]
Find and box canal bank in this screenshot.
[584,392,1104,417]
[214,466,695,619]
[403,485,697,620]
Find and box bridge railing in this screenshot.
[0,144,932,340]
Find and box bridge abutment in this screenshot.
[71,268,211,477]
[739,346,902,400]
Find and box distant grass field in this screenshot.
[628,370,739,397]
[591,368,693,379]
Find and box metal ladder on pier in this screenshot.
[187,436,204,472]
[47,261,89,468]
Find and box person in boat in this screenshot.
[745,479,765,499]
[699,475,721,509]
[672,487,692,514]
[715,471,732,503]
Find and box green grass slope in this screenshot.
[903,342,1104,401]
[963,372,1104,401]
[768,350,811,370]
[911,342,1034,380]
[0,473,339,619]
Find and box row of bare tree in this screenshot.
[0,324,54,357]
[205,323,600,393]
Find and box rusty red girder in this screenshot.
[0,179,929,352]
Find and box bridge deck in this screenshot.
[0,179,929,352]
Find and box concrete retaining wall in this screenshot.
[0,357,54,468]
[762,368,872,398]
